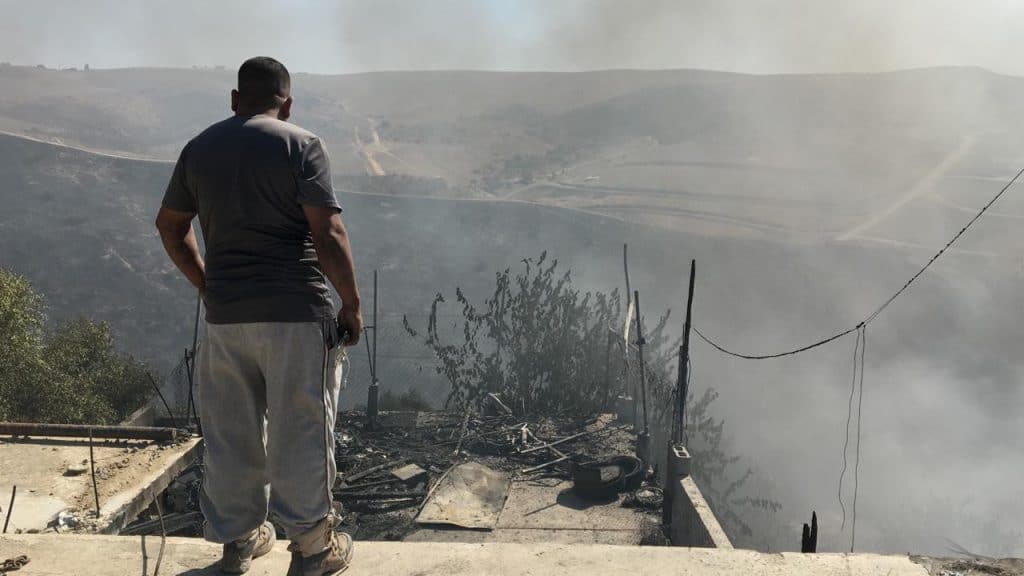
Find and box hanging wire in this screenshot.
[694,324,860,360]
[695,164,1024,360]
[850,325,867,553]
[838,326,863,531]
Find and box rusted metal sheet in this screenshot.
[415,462,510,530]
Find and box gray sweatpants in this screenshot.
[196,320,343,549]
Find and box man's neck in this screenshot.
[235,108,280,118]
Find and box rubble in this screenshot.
[0,554,29,575]
[135,410,657,542]
[63,462,88,477]
[390,464,427,483]
[415,462,510,529]
[328,410,650,541]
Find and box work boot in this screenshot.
[220,521,276,574]
[287,516,354,576]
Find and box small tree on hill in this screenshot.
[0,267,152,424]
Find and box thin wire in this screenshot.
[146,372,178,429]
[682,357,692,447]
[850,325,867,553]
[838,327,862,531]
[694,324,860,360]
[865,165,1024,324]
[695,163,1024,360]
[153,497,167,576]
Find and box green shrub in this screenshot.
[0,268,152,424]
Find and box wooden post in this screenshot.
[634,290,649,436]
[623,244,632,305]
[677,259,696,443]
[622,244,637,428]
[801,511,818,553]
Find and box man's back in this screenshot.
[163,114,339,324]
[156,57,359,574]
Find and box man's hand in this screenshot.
[303,204,363,337]
[337,306,363,347]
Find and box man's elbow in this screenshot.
[155,207,192,238]
[327,220,349,244]
[155,218,179,244]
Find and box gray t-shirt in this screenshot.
[162,114,341,324]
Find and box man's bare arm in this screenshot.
[155,206,206,295]
[303,205,363,345]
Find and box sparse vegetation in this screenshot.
[0,267,152,424]
[404,252,779,541]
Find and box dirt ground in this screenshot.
[0,435,200,532]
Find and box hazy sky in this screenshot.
[2,0,1024,75]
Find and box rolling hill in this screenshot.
[2,66,1024,556]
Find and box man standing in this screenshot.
[156,57,361,575]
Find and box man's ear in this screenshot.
[230,89,239,112]
[278,96,293,121]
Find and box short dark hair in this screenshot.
[237,57,290,108]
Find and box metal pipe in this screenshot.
[336,490,426,500]
[3,485,15,533]
[187,292,202,430]
[366,270,380,428]
[89,429,100,517]
[521,455,571,474]
[0,422,184,441]
[373,269,378,383]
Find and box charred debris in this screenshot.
[127,405,662,541]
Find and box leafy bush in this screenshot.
[0,268,152,424]
[405,252,623,413]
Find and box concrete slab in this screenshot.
[0,533,932,576]
[410,478,658,545]
[0,436,201,534]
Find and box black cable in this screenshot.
[838,327,862,531]
[865,165,1024,324]
[146,372,178,429]
[695,163,1024,360]
[694,324,860,360]
[682,357,692,447]
[850,325,867,553]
